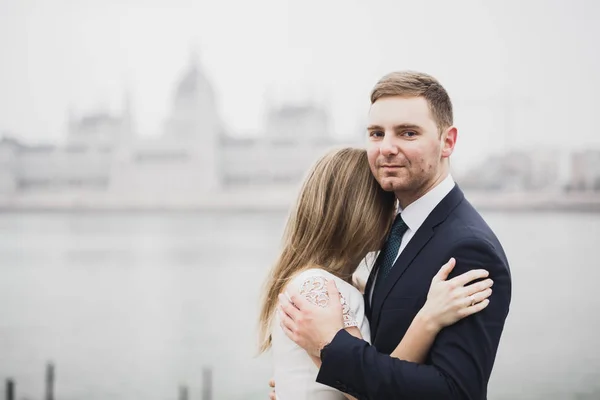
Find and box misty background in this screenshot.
[1,0,599,399]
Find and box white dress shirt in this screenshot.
[369,174,456,302]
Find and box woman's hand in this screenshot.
[418,258,493,333]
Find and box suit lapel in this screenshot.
[364,253,381,321]
[369,226,435,337]
[370,185,465,340]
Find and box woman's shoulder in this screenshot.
[289,268,355,293]
[286,268,363,308]
[292,267,333,282]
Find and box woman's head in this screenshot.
[258,147,396,353]
[286,147,397,271]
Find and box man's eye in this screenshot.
[369,131,384,137]
[403,131,417,137]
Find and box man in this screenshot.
[276,71,512,399]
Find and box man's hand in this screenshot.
[268,377,275,400]
[278,278,344,358]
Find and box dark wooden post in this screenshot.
[178,385,189,400]
[45,362,55,400]
[202,367,212,400]
[5,379,15,400]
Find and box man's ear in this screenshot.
[441,126,457,158]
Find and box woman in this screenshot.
[258,148,492,400]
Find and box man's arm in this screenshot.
[311,327,363,400]
[316,238,512,400]
[390,258,492,363]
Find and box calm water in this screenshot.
[0,211,599,400]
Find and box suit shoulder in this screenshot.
[442,200,509,262]
[447,201,500,240]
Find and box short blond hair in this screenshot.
[371,71,454,131]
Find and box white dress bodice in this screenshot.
[271,268,371,400]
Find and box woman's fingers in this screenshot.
[461,298,490,317]
[471,288,492,304]
[463,288,492,309]
[463,278,494,296]
[432,258,456,283]
[449,268,489,287]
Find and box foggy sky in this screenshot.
[0,0,598,170]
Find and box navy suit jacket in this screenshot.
[316,185,512,400]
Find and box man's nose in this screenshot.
[380,134,398,157]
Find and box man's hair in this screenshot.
[370,71,454,131]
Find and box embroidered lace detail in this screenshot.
[299,276,330,307]
[298,276,358,328]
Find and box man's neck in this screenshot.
[396,170,449,210]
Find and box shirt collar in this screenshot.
[397,174,456,232]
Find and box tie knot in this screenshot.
[372,212,409,295]
[390,214,408,238]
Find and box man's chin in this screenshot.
[379,178,405,192]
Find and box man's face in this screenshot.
[366,96,455,202]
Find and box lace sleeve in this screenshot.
[297,275,359,328]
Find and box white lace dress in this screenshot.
[271,268,371,400]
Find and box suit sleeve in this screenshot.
[315,237,512,400]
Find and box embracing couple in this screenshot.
[258,71,512,399]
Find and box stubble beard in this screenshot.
[380,168,440,207]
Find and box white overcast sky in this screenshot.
[0,0,598,167]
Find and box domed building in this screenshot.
[108,50,222,206]
[0,48,362,210]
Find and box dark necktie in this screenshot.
[373,213,409,296]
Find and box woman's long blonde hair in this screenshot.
[257,147,396,353]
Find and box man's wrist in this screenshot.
[318,328,343,360]
[318,340,331,361]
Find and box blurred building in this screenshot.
[458,149,563,192]
[568,150,600,191]
[108,53,221,205]
[221,102,342,187]
[0,136,18,195]
[0,51,358,208]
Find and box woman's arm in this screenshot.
[390,258,493,363]
[389,311,440,362]
[311,258,491,368]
